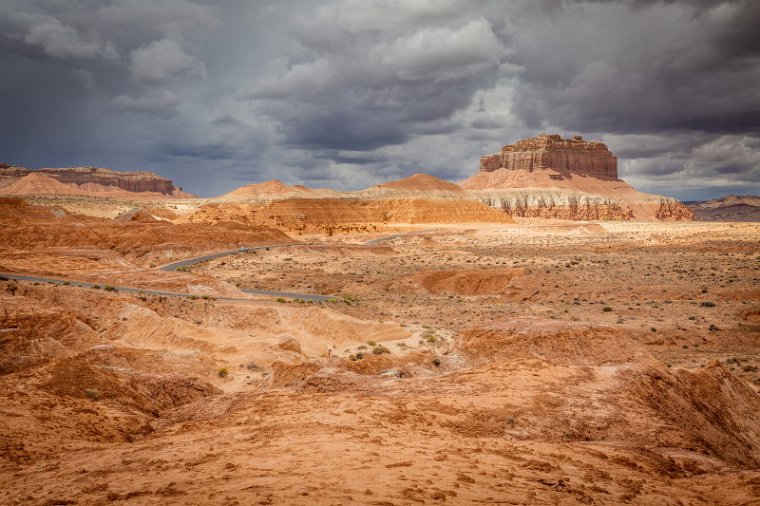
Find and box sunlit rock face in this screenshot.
[479,134,618,179]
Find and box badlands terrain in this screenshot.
[1,137,759,505]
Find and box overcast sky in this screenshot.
[1,0,758,199]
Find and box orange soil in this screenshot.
[188,197,513,234]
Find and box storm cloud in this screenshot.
[0,0,758,199]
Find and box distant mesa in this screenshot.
[0,164,193,199]
[478,134,617,179]
[688,195,760,222]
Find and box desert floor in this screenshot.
[2,218,760,505]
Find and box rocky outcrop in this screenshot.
[0,165,191,197]
[656,197,695,221]
[479,134,617,179]
[478,191,634,220]
[465,134,692,221]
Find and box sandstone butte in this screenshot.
[461,134,693,221]
[477,133,618,178]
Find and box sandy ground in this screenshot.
[1,214,760,505]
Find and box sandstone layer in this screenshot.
[355,173,465,200]
[0,197,291,274]
[188,197,513,234]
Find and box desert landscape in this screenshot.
[1,131,759,505]
[2,1,760,504]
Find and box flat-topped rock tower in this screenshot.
[479,134,618,179]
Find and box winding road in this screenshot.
[1,242,330,302]
[0,229,437,303]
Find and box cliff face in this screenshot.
[0,165,189,196]
[479,134,618,179]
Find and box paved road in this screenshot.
[1,229,436,303]
[157,242,330,302]
[158,243,305,272]
[363,228,438,245]
[0,272,330,303]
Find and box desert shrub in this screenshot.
[700,301,716,307]
[367,340,377,347]
[92,284,101,289]
[218,367,229,378]
[83,389,99,400]
[432,358,441,367]
[602,306,613,312]
[373,345,390,355]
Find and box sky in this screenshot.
[1,0,759,200]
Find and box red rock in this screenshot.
[479,134,618,179]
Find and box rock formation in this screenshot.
[0,165,191,197]
[464,134,692,221]
[479,134,618,179]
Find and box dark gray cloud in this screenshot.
[109,90,179,118]
[0,0,758,199]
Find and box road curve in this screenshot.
[157,243,306,272]
[0,229,438,303]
